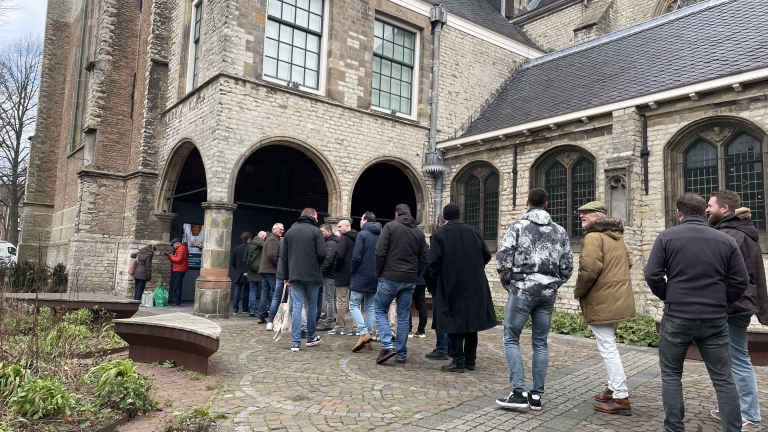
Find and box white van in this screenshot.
[0,242,18,264]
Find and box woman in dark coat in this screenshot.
[131,245,157,300]
[428,204,496,373]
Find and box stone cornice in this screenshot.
[22,201,55,208]
[202,202,238,212]
[77,168,160,181]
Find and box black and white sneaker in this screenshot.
[496,390,529,409]
[527,393,542,411]
[306,336,322,347]
[291,344,300,352]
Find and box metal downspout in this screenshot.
[641,115,649,194]
[423,5,449,228]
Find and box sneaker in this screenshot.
[233,309,239,314]
[266,322,273,331]
[257,318,266,324]
[710,408,721,421]
[395,359,406,366]
[414,331,426,338]
[496,390,529,409]
[425,349,449,360]
[372,334,380,341]
[350,331,360,337]
[408,332,415,338]
[306,336,322,347]
[376,348,396,364]
[249,314,256,317]
[327,328,341,335]
[743,418,761,430]
[291,344,300,352]
[527,393,542,411]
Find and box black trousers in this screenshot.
[409,285,427,332]
[170,271,186,305]
[449,332,478,366]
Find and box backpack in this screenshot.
[246,243,262,273]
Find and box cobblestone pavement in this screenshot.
[193,315,768,432]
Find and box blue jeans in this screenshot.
[436,332,450,354]
[133,279,147,301]
[232,282,249,312]
[259,274,276,319]
[659,315,740,432]
[170,271,185,305]
[374,278,415,361]
[349,291,375,335]
[268,278,285,323]
[248,281,261,315]
[503,293,554,396]
[290,281,320,345]
[728,314,761,422]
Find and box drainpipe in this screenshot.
[641,115,649,194]
[512,144,518,208]
[423,5,450,227]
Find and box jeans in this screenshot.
[503,293,554,396]
[449,332,478,366]
[268,278,285,323]
[728,314,761,422]
[323,278,336,326]
[133,279,147,301]
[658,315,740,432]
[259,274,276,319]
[232,282,249,312]
[590,323,628,399]
[436,332,451,354]
[335,286,350,329]
[374,278,415,361]
[350,291,375,335]
[248,281,261,315]
[170,271,185,305]
[409,285,427,333]
[290,281,321,346]
[316,285,323,322]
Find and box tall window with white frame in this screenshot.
[264,0,324,89]
[187,0,203,91]
[372,20,416,116]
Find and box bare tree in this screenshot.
[0,35,41,245]
[0,0,18,29]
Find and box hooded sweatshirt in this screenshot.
[375,214,428,283]
[496,207,574,302]
[351,222,381,293]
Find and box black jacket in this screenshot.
[374,215,428,283]
[321,234,339,280]
[334,230,357,286]
[281,215,326,284]
[351,222,381,293]
[644,216,749,320]
[230,242,249,284]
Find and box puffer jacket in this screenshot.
[496,208,573,302]
[168,243,189,273]
[351,222,381,293]
[714,208,768,324]
[574,218,635,325]
[131,247,155,281]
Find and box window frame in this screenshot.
[261,0,330,96]
[450,163,501,251]
[370,16,420,121]
[185,0,203,93]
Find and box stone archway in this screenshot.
[156,140,208,214]
[350,158,427,227]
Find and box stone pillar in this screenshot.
[194,202,236,319]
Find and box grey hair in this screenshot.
[272,223,284,231]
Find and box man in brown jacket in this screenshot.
[708,190,768,430]
[257,223,283,323]
[574,201,635,416]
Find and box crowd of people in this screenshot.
[131,187,766,430]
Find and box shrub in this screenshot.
[86,359,157,416]
[161,405,216,432]
[0,363,32,399]
[4,262,68,293]
[616,315,659,347]
[63,308,93,327]
[7,375,76,420]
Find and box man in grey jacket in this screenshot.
[495,188,573,412]
[645,192,748,432]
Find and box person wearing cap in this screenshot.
[574,200,635,415]
[166,238,189,306]
[428,204,496,373]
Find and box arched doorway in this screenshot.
[351,162,420,227]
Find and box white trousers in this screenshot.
[591,323,629,399]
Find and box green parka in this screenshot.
[574,217,636,325]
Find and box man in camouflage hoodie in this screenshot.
[495,188,573,412]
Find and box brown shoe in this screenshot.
[364,341,373,350]
[257,319,266,324]
[594,388,613,402]
[352,333,372,352]
[594,397,632,416]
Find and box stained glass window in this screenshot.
[727,134,765,230]
[265,0,324,89]
[372,20,415,115]
[684,140,719,198]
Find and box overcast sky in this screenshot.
[2,0,47,41]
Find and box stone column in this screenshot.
[194,202,236,319]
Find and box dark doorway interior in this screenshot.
[170,148,207,302]
[351,163,417,227]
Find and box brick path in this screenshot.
[122,312,768,431]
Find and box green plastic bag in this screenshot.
[153,284,168,307]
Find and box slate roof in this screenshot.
[430,0,538,48]
[459,0,768,139]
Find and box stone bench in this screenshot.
[6,293,140,319]
[656,320,768,366]
[113,313,220,375]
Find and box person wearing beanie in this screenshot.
[428,204,496,373]
[166,238,189,306]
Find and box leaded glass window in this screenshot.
[265,0,324,89]
[538,154,596,238]
[451,164,501,249]
[572,158,596,237]
[191,1,203,89]
[483,174,499,241]
[684,140,719,198]
[372,20,415,115]
[465,176,481,231]
[727,134,765,230]
[545,163,568,229]
[665,0,701,13]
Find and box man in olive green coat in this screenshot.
[574,201,635,416]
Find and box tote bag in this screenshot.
[128,259,137,276]
[273,288,291,342]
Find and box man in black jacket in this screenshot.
[373,204,428,365]
[328,220,356,335]
[644,192,748,432]
[282,208,326,352]
[230,231,252,314]
[707,190,768,429]
[319,224,339,330]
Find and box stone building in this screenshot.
[21,0,768,324]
